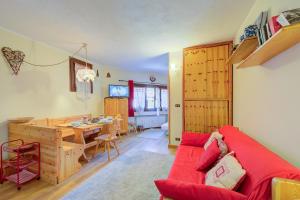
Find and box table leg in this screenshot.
[74,129,90,161]
[93,140,99,158]
[107,141,111,161]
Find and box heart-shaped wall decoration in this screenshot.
[1,47,25,75]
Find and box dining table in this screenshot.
[57,120,114,161]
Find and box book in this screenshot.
[256,29,262,46]
[254,12,263,45]
[277,8,300,26]
[254,11,268,45]
[266,23,272,39]
[260,11,269,29]
[268,16,282,34]
[260,28,266,44]
[263,23,270,41]
[261,11,269,44]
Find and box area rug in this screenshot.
[137,129,166,139]
[61,150,174,200]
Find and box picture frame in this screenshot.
[69,57,93,93]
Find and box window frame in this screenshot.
[160,88,168,111]
[133,83,167,112]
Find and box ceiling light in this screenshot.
[76,43,96,82]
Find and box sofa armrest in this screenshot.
[181,131,211,147]
[155,179,247,200]
[272,177,300,200]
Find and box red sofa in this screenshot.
[157,125,300,200]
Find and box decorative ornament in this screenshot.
[76,43,96,82]
[1,47,25,75]
[240,25,258,42]
[150,76,156,82]
[106,72,111,78]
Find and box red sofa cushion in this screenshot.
[168,145,205,184]
[155,179,247,200]
[181,132,210,147]
[195,140,221,171]
[219,126,300,200]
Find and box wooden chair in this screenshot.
[128,122,138,133]
[94,119,120,161]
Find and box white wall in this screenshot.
[0,27,167,145]
[168,51,183,145]
[233,0,300,167]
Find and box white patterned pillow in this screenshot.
[205,153,246,190]
[204,131,223,150]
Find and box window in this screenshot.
[133,87,145,112]
[161,89,168,111]
[133,84,168,112]
[146,87,155,110]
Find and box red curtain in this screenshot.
[128,80,135,117]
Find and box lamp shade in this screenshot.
[76,68,96,82]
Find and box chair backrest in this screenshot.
[115,114,122,119]
[108,119,121,138]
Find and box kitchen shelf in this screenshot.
[1,140,40,189]
[226,36,258,64]
[237,23,300,69]
[6,159,38,170]
[6,170,38,185]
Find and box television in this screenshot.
[108,84,129,97]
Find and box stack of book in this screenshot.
[277,8,300,26]
[254,8,300,46]
[255,11,271,46]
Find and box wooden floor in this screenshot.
[0,130,176,200]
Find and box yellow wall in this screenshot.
[233,0,300,167]
[0,27,167,145]
[168,51,183,145]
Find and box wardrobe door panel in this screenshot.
[184,101,206,132]
[183,42,232,133]
[184,50,193,99]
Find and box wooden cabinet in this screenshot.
[183,42,232,132]
[104,98,128,133]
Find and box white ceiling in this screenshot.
[0,0,255,73]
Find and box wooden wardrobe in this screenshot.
[104,97,128,133]
[183,41,233,133]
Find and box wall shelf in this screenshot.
[237,23,300,69]
[226,36,258,64]
[184,98,229,101]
